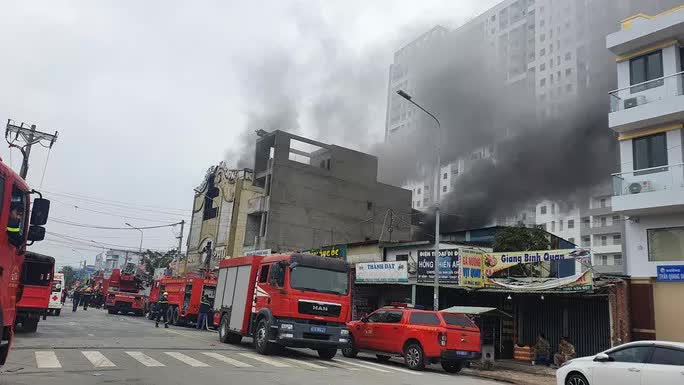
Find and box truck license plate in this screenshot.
[456,351,469,356]
[310,326,327,333]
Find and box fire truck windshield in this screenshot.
[289,266,349,295]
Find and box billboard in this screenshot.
[356,261,408,283]
[417,249,459,284]
[304,244,347,259]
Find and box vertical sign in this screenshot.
[417,249,459,284]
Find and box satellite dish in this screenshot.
[628,182,642,194]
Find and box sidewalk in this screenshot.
[463,359,556,385]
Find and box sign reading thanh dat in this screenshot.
[356,261,408,283]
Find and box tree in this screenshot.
[59,265,76,289]
[493,224,550,252]
[140,249,177,276]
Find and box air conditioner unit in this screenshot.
[624,95,646,109]
[628,180,651,194]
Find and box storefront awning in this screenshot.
[440,306,511,318]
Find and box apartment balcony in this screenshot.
[591,244,622,255]
[581,223,622,236]
[246,195,269,214]
[611,163,684,215]
[607,6,684,58]
[581,206,613,217]
[608,72,684,132]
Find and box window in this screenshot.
[409,312,440,325]
[600,255,608,265]
[551,221,555,232]
[649,347,684,365]
[565,68,572,76]
[540,34,546,42]
[568,219,575,229]
[614,255,623,265]
[600,198,606,208]
[443,172,447,180]
[540,63,546,71]
[612,215,620,223]
[582,236,590,246]
[630,51,663,92]
[613,235,621,245]
[540,48,546,56]
[395,254,408,262]
[417,188,422,194]
[384,311,404,323]
[600,217,607,227]
[367,201,373,210]
[648,226,684,261]
[609,346,652,363]
[367,311,386,323]
[258,264,270,283]
[415,201,420,208]
[568,237,575,244]
[599,235,607,246]
[7,186,27,246]
[442,186,447,193]
[559,220,564,231]
[423,198,428,206]
[269,262,285,287]
[540,205,547,214]
[633,133,667,171]
[564,52,572,61]
[551,203,556,214]
[442,313,476,328]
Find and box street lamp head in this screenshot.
[397,89,412,101]
[125,222,132,227]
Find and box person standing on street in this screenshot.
[61,287,68,305]
[83,287,91,311]
[197,295,211,330]
[156,292,169,328]
[72,288,81,312]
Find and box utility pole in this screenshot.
[177,220,185,276]
[388,210,394,242]
[5,120,58,179]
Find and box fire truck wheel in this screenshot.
[54,309,61,316]
[219,315,243,345]
[441,360,463,373]
[403,342,425,370]
[254,319,275,355]
[317,348,337,360]
[23,319,38,332]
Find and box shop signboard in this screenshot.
[355,261,408,283]
[657,265,684,282]
[460,251,486,288]
[304,244,347,259]
[417,249,459,284]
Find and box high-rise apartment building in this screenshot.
[385,0,683,273]
[606,4,684,342]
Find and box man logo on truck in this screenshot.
[312,305,328,312]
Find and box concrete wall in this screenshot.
[262,131,412,252]
[347,244,382,264]
[624,212,684,277]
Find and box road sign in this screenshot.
[657,265,684,282]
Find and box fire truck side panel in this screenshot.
[16,252,54,331]
[214,256,261,335]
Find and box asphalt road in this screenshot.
[1,301,505,385]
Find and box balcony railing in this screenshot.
[612,163,684,196]
[609,71,684,113]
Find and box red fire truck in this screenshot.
[148,273,216,326]
[105,268,148,316]
[215,253,351,359]
[15,252,54,332]
[0,163,50,364]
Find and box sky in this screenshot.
[0,0,500,269]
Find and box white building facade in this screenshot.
[606,4,684,342]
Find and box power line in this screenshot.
[42,189,190,214]
[47,231,175,251]
[51,199,187,223]
[50,217,182,230]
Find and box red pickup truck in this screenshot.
[343,304,481,372]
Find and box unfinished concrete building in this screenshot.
[247,130,412,253]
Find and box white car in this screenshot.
[556,340,684,385]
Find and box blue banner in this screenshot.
[657,265,684,282]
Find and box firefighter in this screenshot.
[156,292,169,328]
[6,201,24,243]
[72,287,81,312]
[83,287,91,311]
[197,295,211,330]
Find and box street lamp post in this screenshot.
[397,89,442,311]
[125,222,144,253]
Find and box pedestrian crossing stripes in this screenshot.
[237,352,292,367]
[126,351,165,367]
[201,352,253,367]
[82,351,116,368]
[35,351,61,368]
[28,350,417,375]
[164,352,210,367]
